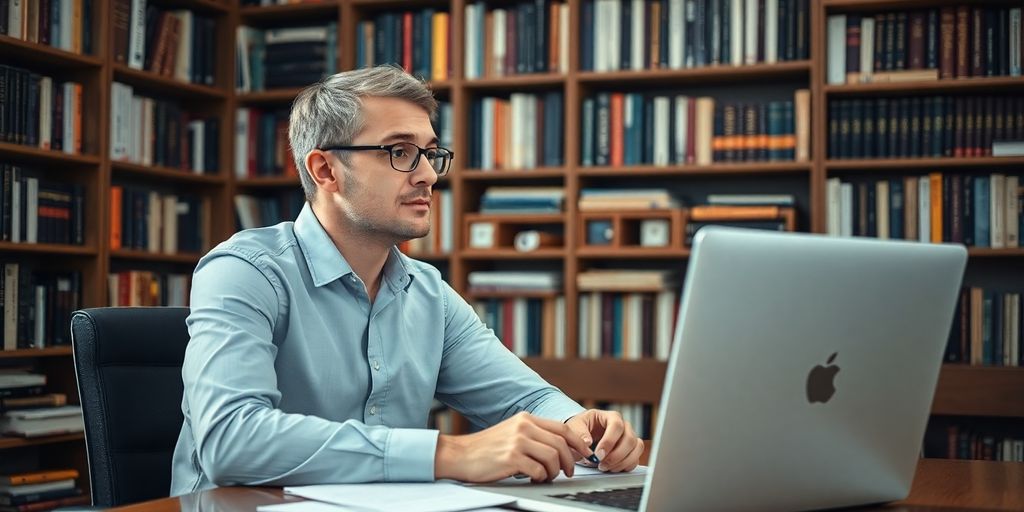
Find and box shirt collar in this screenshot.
[293,202,414,291]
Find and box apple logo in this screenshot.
[806,352,840,404]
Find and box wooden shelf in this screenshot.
[237,88,303,104]
[462,168,567,180]
[112,161,225,185]
[110,250,203,265]
[0,142,100,166]
[0,36,103,69]
[933,365,1024,418]
[461,248,567,260]
[0,346,73,359]
[967,248,1024,258]
[113,64,227,100]
[463,73,566,90]
[825,157,1024,171]
[825,76,1024,96]
[235,175,302,188]
[576,247,691,259]
[153,0,229,14]
[524,358,667,403]
[0,433,84,450]
[578,162,812,177]
[577,60,812,86]
[239,2,340,23]
[0,242,97,256]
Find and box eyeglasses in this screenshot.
[321,142,454,177]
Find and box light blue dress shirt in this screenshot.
[169,203,585,495]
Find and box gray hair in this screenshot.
[288,65,438,202]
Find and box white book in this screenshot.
[554,296,565,359]
[234,195,257,230]
[514,298,528,357]
[25,177,38,244]
[918,177,930,243]
[559,3,569,72]
[60,0,73,51]
[860,17,875,82]
[107,274,120,307]
[482,97,495,170]
[440,189,453,253]
[236,27,252,92]
[653,96,670,166]
[493,9,506,76]
[7,0,22,38]
[235,108,250,178]
[674,96,688,164]
[0,478,75,496]
[577,294,590,359]
[526,95,537,169]
[840,183,854,237]
[826,178,841,236]
[128,0,147,69]
[626,294,642,360]
[10,172,21,243]
[655,290,675,361]
[1006,175,1019,247]
[190,120,205,173]
[130,96,142,163]
[38,77,52,150]
[3,264,17,350]
[630,0,644,71]
[63,82,75,153]
[511,95,525,169]
[991,174,1006,249]
[464,4,477,79]
[876,180,889,239]
[265,26,328,44]
[1011,9,1022,77]
[0,406,83,438]
[730,0,744,65]
[592,1,605,72]
[0,371,45,388]
[142,98,154,166]
[744,0,758,64]
[163,195,178,254]
[33,285,45,347]
[764,0,778,63]
[827,15,848,84]
[669,0,685,69]
[109,83,128,161]
[608,0,621,71]
[173,10,193,83]
[589,292,602,359]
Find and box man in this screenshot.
[170,65,644,495]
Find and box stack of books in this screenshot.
[0,470,88,511]
[0,405,82,438]
[479,187,564,214]
[578,188,680,211]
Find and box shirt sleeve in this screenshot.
[183,253,438,487]
[434,283,585,428]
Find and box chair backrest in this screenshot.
[70,307,190,507]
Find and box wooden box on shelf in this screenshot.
[578,209,687,251]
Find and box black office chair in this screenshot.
[70,307,190,508]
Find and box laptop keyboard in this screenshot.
[548,485,643,510]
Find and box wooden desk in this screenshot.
[110,459,1022,511]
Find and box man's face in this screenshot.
[327,96,440,243]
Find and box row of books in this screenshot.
[578,290,677,361]
[825,174,1022,248]
[827,95,1024,160]
[469,93,564,170]
[234,108,294,179]
[0,165,84,246]
[112,1,217,85]
[947,288,1022,367]
[479,187,565,215]
[827,6,1023,85]
[466,271,562,294]
[0,403,82,438]
[0,0,95,55]
[472,296,567,359]
[110,82,219,172]
[578,188,680,211]
[236,23,338,92]
[582,90,810,167]
[595,402,655,440]
[356,10,450,82]
[109,186,208,254]
[107,270,189,307]
[582,0,810,72]
[0,266,80,350]
[234,191,303,231]
[401,189,453,255]
[0,468,88,511]
[464,1,569,78]
[927,424,1023,462]
[0,66,83,153]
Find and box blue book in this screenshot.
[581,98,595,166]
[580,1,594,70]
[974,177,990,247]
[982,292,993,365]
[612,294,623,358]
[890,179,904,240]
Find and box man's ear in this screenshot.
[305,150,342,196]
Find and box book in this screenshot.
[0,470,77,487]
[0,478,74,497]
[0,406,83,437]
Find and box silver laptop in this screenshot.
[479,227,967,511]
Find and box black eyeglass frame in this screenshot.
[320,142,455,176]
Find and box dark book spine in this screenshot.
[939,7,955,78]
[863,97,875,158]
[955,6,970,77]
[884,12,897,70]
[909,96,922,158]
[954,96,966,157]
[982,95,994,156]
[876,98,888,158]
[943,96,955,157]
[950,174,962,243]
[890,178,904,240]
[926,8,939,69]
[962,174,974,247]
[909,11,926,69]
[971,7,984,77]
[846,15,862,77]
[850,99,863,159]
[921,96,933,157]
[581,1,593,71]
[828,100,839,159]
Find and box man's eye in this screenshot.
[425,149,438,159]
[392,149,408,158]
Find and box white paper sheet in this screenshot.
[277,482,515,512]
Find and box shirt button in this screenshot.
[369,405,378,415]
[373,360,381,371]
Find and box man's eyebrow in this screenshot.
[380,132,441,145]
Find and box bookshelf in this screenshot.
[1,0,1022,501]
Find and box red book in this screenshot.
[609,93,624,167]
[402,12,414,73]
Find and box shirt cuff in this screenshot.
[384,428,440,482]
[531,394,587,424]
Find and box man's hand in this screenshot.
[434,411,596,483]
[564,409,644,473]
